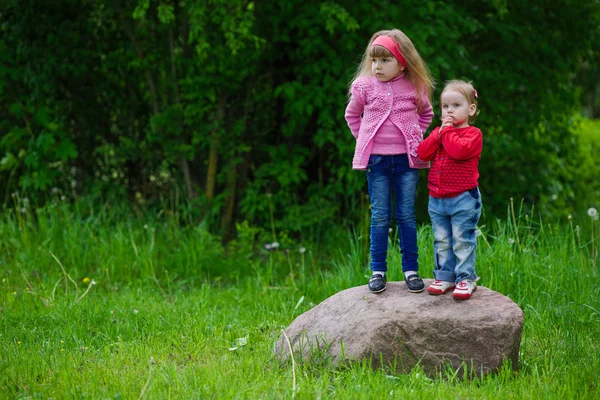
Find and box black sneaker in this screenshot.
[404,273,425,293]
[368,273,387,293]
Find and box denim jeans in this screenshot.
[366,154,419,273]
[428,188,482,283]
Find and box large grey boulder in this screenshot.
[275,279,523,377]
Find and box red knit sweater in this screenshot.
[417,125,482,198]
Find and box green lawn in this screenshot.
[1,200,599,399]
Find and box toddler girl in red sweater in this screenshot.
[417,80,482,299]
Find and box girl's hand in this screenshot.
[437,116,453,140]
[440,116,454,130]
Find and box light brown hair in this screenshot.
[349,29,435,111]
[441,79,480,123]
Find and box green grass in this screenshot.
[1,198,599,399]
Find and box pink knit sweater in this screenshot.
[345,75,433,170]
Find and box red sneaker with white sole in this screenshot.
[426,280,456,295]
[452,280,477,299]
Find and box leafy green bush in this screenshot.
[570,118,600,218]
[1,0,599,240]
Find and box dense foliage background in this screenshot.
[2,0,599,241]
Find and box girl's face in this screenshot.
[441,90,477,128]
[371,56,404,82]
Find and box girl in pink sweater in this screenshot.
[345,29,434,294]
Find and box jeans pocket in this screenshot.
[367,155,383,169]
[466,188,482,211]
[467,187,479,200]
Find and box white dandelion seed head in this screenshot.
[299,247,306,254]
[475,228,482,237]
[508,238,515,245]
[229,336,248,351]
[236,336,248,347]
[588,208,598,218]
[264,243,272,250]
[271,242,280,249]
[20,207,26,214]
[133,309,139,314]
[568,214,572,220]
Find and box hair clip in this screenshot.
[473,89,478,99]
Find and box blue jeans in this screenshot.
[428,188,482,283]
[366,154,419,273]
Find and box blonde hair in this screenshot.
[441,79,480,123]
[349,29,435,111]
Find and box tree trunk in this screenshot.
[206,96,225,200]
[169,25,196,199]
[220,163,237,241]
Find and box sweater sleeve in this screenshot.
[417,92,434,132]
[417,127,442,161]
[344,85,365,139]
[441,126,482,160]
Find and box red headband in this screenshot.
[372,35,407,68]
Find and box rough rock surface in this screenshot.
[275,279,523,377]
